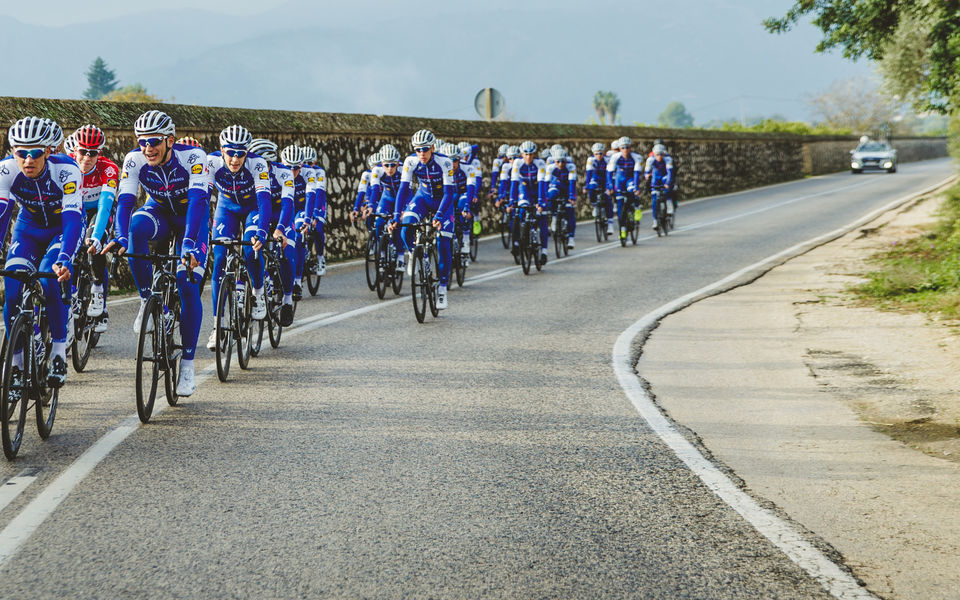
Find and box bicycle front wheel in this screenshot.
[375,236,389,299]
[454,239,466,288]
[499,212,510,249]
[428,242,440,318]
[135,296,161,423]
[391,244,404,296]
[364,235,377,291]
[411,246,427,323]
[306,242,321,296]
[237,272,253,371]
[1,314,31,458]
[215,274,235,382]
[71,271,93,373]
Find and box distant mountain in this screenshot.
[1,0,871,125]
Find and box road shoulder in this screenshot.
[640,191,960,600]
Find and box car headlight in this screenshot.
[883,161,893,168]
[851,161,861,169]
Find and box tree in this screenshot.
[807,77,901,135]
[101,84,163,103]
[593,91,608,125]
[592,91,621,125]
[763,1,960,113]
[658,102,694,128]
[83,57,118,100]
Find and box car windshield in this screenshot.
[857,142,890,152]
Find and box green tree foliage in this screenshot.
[101,84,162,103]
[807,77,902,134]
[658,102,694,128]
[592,91,621,125]
[763,1,959,113]
[83,57,118,100]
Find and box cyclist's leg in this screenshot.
[294,213,307,283]
[537,203,549,251]
[2,222,44,353]
[400,192,429,253]
[651,189,659,223]
[40,230,81,361]
[604,191,615,229]
[128,204,172,299]
[435,215,454,288]
[210,203,242,317]
[173,215,208,362]
[281,224,299,297]
[242,211,264,290]
[565,197,576,236]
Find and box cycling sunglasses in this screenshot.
[77,148,101,157]
[138,137,166,148]
[381,162,398,168]
[224,149,247,158]
[414,146,432,153]
[14,148,45,160]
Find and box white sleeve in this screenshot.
[440,157,455,186]
[510,159,521,182]
[249,156,271,194]
[400,157,417,184]
[117,150,145,197]
[182,149,209,192]
[315,168,327,192]
[56,163,83,213]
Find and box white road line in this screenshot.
[0,174,951,571]
[0,470,40,515]
[612,174,956,599]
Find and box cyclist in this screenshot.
[73,124,120,333]
[204,125,272,351]
[442,143,478,265]
[542,147,577,249]
[247,138,296,326]
[585,142,614,236]
[644,143,674,230]
[42,119,64,153]
[387,129,455,310]
[368,143,403,269]
[107,110,210,396]
[350,152,380,228]
[0,116,83,388]
[607,138,620,157]
[64,132,77,157]
[606,136,643,240]
[458,141,483,194]
[302,146,328,277]
[489,143,509,198]
[280,145,316,302]
[509,140,548,264]
[496,145,519,202]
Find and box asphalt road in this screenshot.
[0,158,953,599]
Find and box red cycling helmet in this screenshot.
[74,124,105,149]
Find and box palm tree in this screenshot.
[593,91,608,125]
[593,91,622,125]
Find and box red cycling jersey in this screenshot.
[79,156,120,212]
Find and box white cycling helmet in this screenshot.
[550,143,564,153]
[64,132,77,155]
[411,129,436,148]
[379,144,401,163]
[539,148,551,160]
[440,143,460,160]
[367,152,380,169]
[248,138,278,161]
[457,141,472,152]
[134,110,175,136]
[280,144,305,167]
[591,142,605,154]
[8,116,52,147]
[519,140,537,155]
[497,143,509,157]
[652,143,666,156]
[618,136,632,148]
[302,146,318,163]
[43,119,64,149]
[506,145,520,159]
[550,147,567,161]
[611,139,621,150]
[219,124,252,148]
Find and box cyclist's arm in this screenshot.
[605,158,616,191]
[353,171,369,212]
[277,169,296,236]
[368,167,383,209]
[313,170,328,222]
[56,163,84,270]
[181,148,211,256]
[393,157,416,222]
[251,157,272,239]
[0,162,17,243]
[89,160,119,245]
[434,157,456,221]
[114,150,145,247]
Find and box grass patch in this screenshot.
[853,182,960,318]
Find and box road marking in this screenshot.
[612,174,956,599]
[0,173,951,570]
[0,470,40,515]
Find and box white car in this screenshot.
[850,141,897,174]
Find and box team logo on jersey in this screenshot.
[284,180,293,187]
[121,171,129,179]
[107,179,118,188]
[191,164,203,174]
[259,172,269,180]
[255,162,265,172]
[59,170,70,182]
[308,177,315,183]
[448,170,454,177]
[187,153,199,164]
[125,159,136,170]
[63,182,77,194]
[318,176,324,182]
[0,165,8,176]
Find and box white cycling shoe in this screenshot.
[133,298,153,334]
[651,219,659,230]
[567,238,575,249]
[318,255,327,276]
[86,286,105,317]
[176,360,196,396]
[251,290,267,320]
[206,329,217,351]
[606,222,615,236]
[436,285,448,310]
[405,252,414,276]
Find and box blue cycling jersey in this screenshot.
[393,153,456,222]
[267,161,295,234]
[207,151,272,240]
[605,151,644,193]
[368,166,401,209]
[584,155,608,190]
[509,157,547,206]
[542,161,577,200]
[644,155,674,189]
[116,144,210,253]
[0,154,83,267]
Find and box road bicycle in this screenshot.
[210,239,258,382]
[551,200,572,259]
[405,221,441,323]
[0,269,67,459]
[652,184,673,238]
[591,190,611,242]
[452,215,469,288]
[497,201,512,249]
[517,206,543,275]
[68,245,103,372]
[361,220,378,292]
[251,239,288,354]
[373,213,403,299]
[124,251,188,423]
[617,193,641,247]
[302,227,322,297]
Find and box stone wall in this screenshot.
[0,96,948,263]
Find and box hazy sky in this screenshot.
[3,0,872,125]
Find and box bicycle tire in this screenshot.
[561,216,570,257]
[376,236,389,299]
[411,246,427,323]
[215,274,235,382]
[428,241,440,318]
[163,287,181,407]
[519,223,531,275]
[602,206,611,241]
[553,216,563,259]
[135,296,160,423]
[250,319,264,357]
[1,314,31,458]
[469,233,478,261]
[533,234,543,272]
[306,241,321,296]
[499,212,510,249]
[630,211,639,245]
[391,244,404,296]
[267,311,282,348]
[71,272,93,373]
[364,235,377,291]
[454,239,466,288]
[236,272,253,371]
[595,209,603,242]
[657,200,668,238]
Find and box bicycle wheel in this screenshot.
[1,314,31,458]
[71,272,93,373]
[499,211,510,249]
[553,216,563,259]
[519,223,531,275]
[602,206,611,241]
[454,238,466,288]
[428,242,440,318]
[562,218,570,256]
[620,213,629,247]
[237,272,253,371]
[470,232,479,261]
[630,208,640,245]
[250,319,264,357]
[375,236,389,299]
[163,289,182,407]
[657,202,668,238]
[391,243,404,296]
[364,234,377,291]
[134,296,161,423]
[306,242,321,296]
[411,246,427,323]
[215,274,235,382]
[267,310,282,348]
[595,208,603,242]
